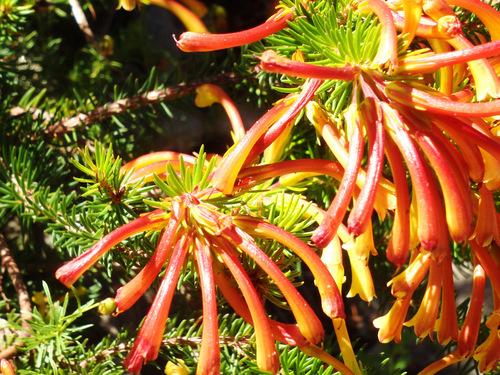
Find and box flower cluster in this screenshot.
[172,0,500,372]
[56,146,358,374]
[56,0,500,373]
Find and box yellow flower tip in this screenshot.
[292,49,305,62]
[436,15,461,38]
[0,359,16,375]
[194,84,246,142]
[195,84,222,107]
[117,0,141,11]
[473,321,500,373]
[373,297,411,344]
[388,253,432,298]
[165,359,189,375]
[347,251,376,303]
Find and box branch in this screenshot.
[0,234,33,360]
[43,73,244,138]
[68,0,103,55]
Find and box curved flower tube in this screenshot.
[176,8,293,52]
[193,236,220,375]
[312,106,364,249]
[235,158,344,190]
[457,260,486,357]
[212,79,321,194]
[259,50,360,81]
[386,81,500,117]
[218,220,325,344]
[399,39,500,74]
[347,99,385,237]
[384,134,411,267]
[402,0,423,46]
[233,216,345,319]
[357,0,398,71]
[213,263,309,348]
[114,203,184,314]
[211,237,279,373]
[55,209,169,287]
[434,255,459,344]
[123,231,191,374]
[305,101,397,218]
[447,0,500,41]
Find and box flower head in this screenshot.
[56,149,349,374]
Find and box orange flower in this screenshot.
[176,7,293,52]
[373,296,412,343]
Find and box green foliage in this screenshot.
[2,0,500,374]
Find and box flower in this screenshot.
[117,0,141,11]
[175,7,294,52]
[164,359,189,375]
[473,311,500,373]
[195,83,246,142]
[56,149,351,374]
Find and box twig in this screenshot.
[44,73,245,138]
[75,335,252,369]
[0,234,32,360]
[68,0,100,52]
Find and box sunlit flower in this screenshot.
[175,7,294,52]
[373,296,412,343]
[57,150,349,374]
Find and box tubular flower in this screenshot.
[55,0,500,372]
[404,258,442,339]
[56,150,355,374]
[175,7,293,52]
[373,296,412,343]
[166,0,500,372]
[473,310,500,373]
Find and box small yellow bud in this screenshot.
[97,298,117,315]
[164,359,189,375]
